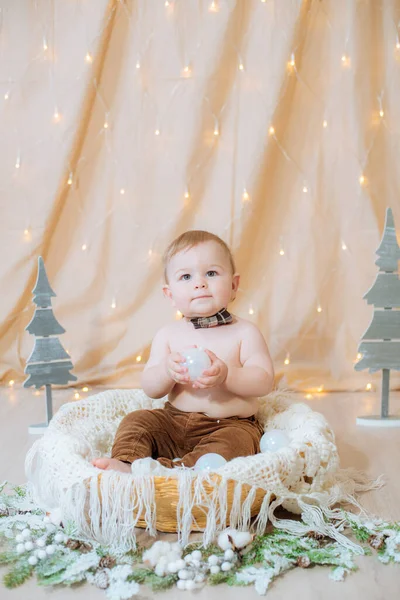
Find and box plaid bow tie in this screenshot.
[189,308,233,329]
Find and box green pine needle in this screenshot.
[3,561,34,588]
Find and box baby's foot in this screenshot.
[91,457,131,473]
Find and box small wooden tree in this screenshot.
[24,257,77,434]
[355,207,400,426]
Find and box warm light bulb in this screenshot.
[238,63,244,71]
[357,352,362,360]
[8,380,14,387]
[82,244,87,251]
[268,125,275,135]
[4,91,9,100]
[289,54,295,67]
[53,109,60,122]
[82,387,89,392]
[359,175,365,185]
[341,54,348,63]
[341,242,347,250]
[34,390,40,396]
[15,157,20,169]
[67,174,73,185]
[284,355,290,365]
[176,310,182,319]
[24,229,30,236]
[242,189,250,202]
[302,186,308,193]
[165,0,170,5]
[85,52,93,64]
[317,385,324,393]
[379,109,384,118]
[213,127,219,136]
[366,383,372,391]
[184,190,190,199]
[136,60,140,69]
[136,355,142,362]
[104,121,109,129]
[120,188,125,195]
[148,249,153,257]
[317,306,322,313]
[155,129,160,136]
[323,119,328,128]
[305,393,313,399]
[43,38,48,51]
[111,299,116,309]
[74,392,80,400]
[397,41,400,49]
[182,65,191,76]
[248,305,254,315]
[209,0,218,11]
[279,249,285,256]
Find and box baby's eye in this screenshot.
[206,270,217,277]
[181,274,191,281]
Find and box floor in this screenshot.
[0,385,399,599]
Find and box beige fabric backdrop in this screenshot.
[1,0,399,394]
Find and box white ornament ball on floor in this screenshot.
[180,347,211,381]
[221,561,233,571]
[22,529,31,539]
[260,430,290,453]
[185,580,196,591]
[24,541,34,551]
[37,550,47,560]
[210,565,220,574]
[191,550,202,561]
[194,453,227,472]
[15,534,23,543]
[224,549,235,560]
[16,544,25,554]
[36,539,46,548]
[177,580,186,590]
[28,556,38,566]
[207,555,219,566]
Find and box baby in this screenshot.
[92,230,274,472]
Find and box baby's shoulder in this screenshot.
[232,314,261,334]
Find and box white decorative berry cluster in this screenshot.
[14,515,68,566]
[142,528,254,591]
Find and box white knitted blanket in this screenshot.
[24,389,383,553]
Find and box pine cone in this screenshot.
[368,534,385,550]
[307,531,325,541]
[93,570,109,589]
[65,539,93,553]
[297,555,311,568]
[0,508,9,517]
[99,555,116,569]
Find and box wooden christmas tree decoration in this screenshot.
[355,207,400,426]
[24,257,77,434]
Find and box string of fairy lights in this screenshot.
[2,0,400,398]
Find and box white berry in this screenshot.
[28,556,38,566]
[194,573,205,583]
[178,569,190,580]
[36,539,46,547]
[191,550,202,561]
[191,559,201,568]
[167,562,179,573]
[184,554,193,563]
[37,550,47,560]
[54,533,64,543]
[224,549,235,560]
[15,534,23,543]
[22,529,31,539]
[177,580,186,590]
[46,545,56,555]
[210,565,220,574]
[221,561,233,571]
[175,559,186,570]
[185,580,196,590]
[208,555,219,566]
[24,541,34,551]
[16,544,25,554]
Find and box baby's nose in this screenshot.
[194,279,207,288]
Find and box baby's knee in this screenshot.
[117,409,159,432]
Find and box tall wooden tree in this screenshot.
[24,257,77,434]
[355,208,400,426]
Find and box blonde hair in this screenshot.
[163,230,236,283]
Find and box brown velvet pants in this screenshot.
[111,401,264,468]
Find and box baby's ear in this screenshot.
[162,285,175,305]
[232,273,240,292]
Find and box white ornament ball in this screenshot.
[16,544,25,554]
[180,347,211,381]
[221,561,233,571]
[24,541,34,551]
[178,569,190,580]
[22,529,31,539]
[15,534,24,543]
[36,539,46,548]
[191,559,201,568]
[260,430,290,453]
[191,550,202,561]
[155,563,166,577]
[46,545,56,555]
[167,562,179,573]
[194,573,205,583]
[175,559,186,570]
[210,565,220,574]
[37,550,47,560]
[171,542,182,553]
[224,549,235,561]
[207,555,219,566]
[54,533,64,543]
[184,554,193,563]
[194,453,227,472]
[177,580,186,590]
[185,580,196,591]
[43,516,51,523]
[28,556,38,566]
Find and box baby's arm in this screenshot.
[221,322,274,398]
[141,327,175,399]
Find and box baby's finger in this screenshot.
[171,352,186,363]
[201,366,218,377]
[204,348,218,362]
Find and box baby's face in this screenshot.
[163,241,239,318]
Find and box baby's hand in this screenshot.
[165,346,195,385]
[192,349,228,389]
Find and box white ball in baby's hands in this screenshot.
[180,347,211,381]
[260,430,290,453]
